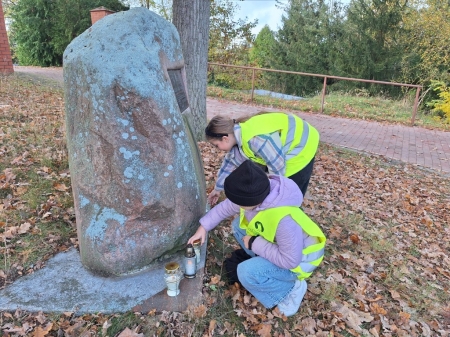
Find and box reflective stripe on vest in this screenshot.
[239,113,319,176]
[239,206,326,280]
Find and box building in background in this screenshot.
[90,7,115,25]
[0,1,13,74]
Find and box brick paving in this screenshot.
[14,66,450,175]
[206,98,450,175]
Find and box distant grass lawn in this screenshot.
[207,85,450,131]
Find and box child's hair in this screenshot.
[205,111,273,140]
[205,115,234,140]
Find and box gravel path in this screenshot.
[14,65,64,83]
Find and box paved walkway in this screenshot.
[208,100,450,175]
[14,66,450,175]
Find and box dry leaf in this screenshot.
[33,323,53,337]
[256,323,272,337]
[192,304,207,318]
[35,312,47,324]
[102,319,112,336]
[117,327,144,337]
[389,290,401,300]
[210,274,221,285]
[15,186,28,195]
[300,317,317,334]
[208,319,217,335]
[3,168,16,183]
[350,233,360,244]
[18,222,32,234]
[53,183,68,191]
[337,304,374,332]
[42,212,52,219]
[370,302,387,315]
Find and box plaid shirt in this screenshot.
[215,125,286,191]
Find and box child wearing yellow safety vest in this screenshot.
[205,112,319,205]
[188,160,326,317]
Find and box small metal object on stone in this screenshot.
[168,69,189,112]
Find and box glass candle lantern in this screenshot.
[184,244,197,278]
[164,262,182,296]
[192,239,201,265]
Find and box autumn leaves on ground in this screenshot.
[0,74,449,337]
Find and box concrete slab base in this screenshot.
[133,270,204,313]
[0,245,206,315]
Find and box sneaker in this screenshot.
[277,280,307,317]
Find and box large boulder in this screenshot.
[63,8,206,276]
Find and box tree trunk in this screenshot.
[172,0,210,141]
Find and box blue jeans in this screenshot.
[232,217,300,308]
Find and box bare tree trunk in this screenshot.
[172,0,210,141]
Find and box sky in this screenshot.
[234,0,287,36]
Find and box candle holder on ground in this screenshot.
[192,239,201,265]
[164,262,182,296]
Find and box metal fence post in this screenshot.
[411,87,421,126]
[251,68,255,102]
[321,77,327,113]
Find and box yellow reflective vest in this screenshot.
[239,113,319,176]
[240,206,326,280]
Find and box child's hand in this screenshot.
[207,189,221,205]
[243,235,251,249]
[187,226,207,245]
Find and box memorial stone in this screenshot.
[63,8,206,276]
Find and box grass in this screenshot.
[207,85,450,131]
[1,73,449,336]
[0,74,75,286]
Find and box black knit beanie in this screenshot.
[224,160,270,206]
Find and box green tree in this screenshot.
[270,0,340,96]
[400,0,450,84]
[249,25,276,68]
[10,0,58,66]
[339,0,407,89]
[400,0,450,111]
[132,0,257,67]
[10,0,128,66]
[132,0,257,66]
[208,0,256,65]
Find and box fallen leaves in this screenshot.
[32,322,53,337]
[117,327,144,337]
[349,233,360,244]
[1,75,449,336]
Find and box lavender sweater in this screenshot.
[200,175,311,270]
